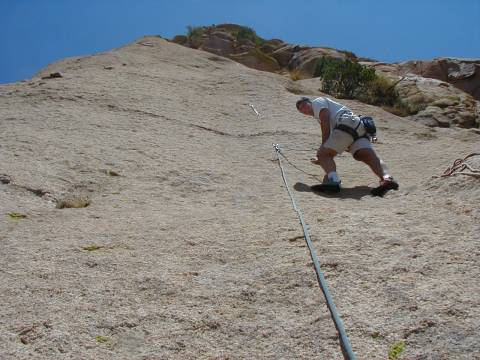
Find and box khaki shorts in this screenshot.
[323,129,372,155]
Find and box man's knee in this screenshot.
[318,146,337,158]
[353,148,374,162]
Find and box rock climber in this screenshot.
[296,96,399,196]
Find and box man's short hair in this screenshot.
[296,97,311,110]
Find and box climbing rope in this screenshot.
[275,149,322,181]
[273,144,356,360]
[441,153,480,177]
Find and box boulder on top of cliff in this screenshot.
[398,58,480,100]
[259,38,286,54]
[176,24,278,71]
[288,47,350,77]
[271,44,308,68]
[393,74,479,128]
[363,58,480,101]
[229,48,280,72]
[201,32,236,57]
[174,24,354,76]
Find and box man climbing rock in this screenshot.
[296,96,399,196]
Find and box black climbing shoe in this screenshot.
[371,178,399,197]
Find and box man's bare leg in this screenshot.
[353,148,386,180]
[312,146,338,176]
[311,147,342,193]
[353,148,399,194]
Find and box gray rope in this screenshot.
[277,151,322,181]
[273,144,357,360]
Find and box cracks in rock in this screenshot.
[237,130,309,138]
[1,173,55,203]
[12,92,307,139]
[190,124,231,136]
[108,104,308,138]
[23,186,51,198]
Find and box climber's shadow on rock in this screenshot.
[294,182,373,200]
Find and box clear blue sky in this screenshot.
[1,0,479,84]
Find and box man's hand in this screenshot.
[310,147,324,165]
[311,147,322,165]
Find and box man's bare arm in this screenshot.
[319,108,330,144]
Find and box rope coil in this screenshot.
[442,153,480,177]
[273,144,356,360]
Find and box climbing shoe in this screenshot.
[371,177,399,197]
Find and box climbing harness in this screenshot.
[335,114,378,143]
[273,144,357,360]
[442,153,480,177]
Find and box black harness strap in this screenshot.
[335,117,374,141]
[335,124,361,141]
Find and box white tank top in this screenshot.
[311,97,351,132]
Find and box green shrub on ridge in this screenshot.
[235,26,265,46]
[186,26,205,48]
[314,56,408,115]
[314,57,376,99]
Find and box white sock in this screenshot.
[327,171,340,183]
[380,160,391,180]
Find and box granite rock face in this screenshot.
[1,35,480,360]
